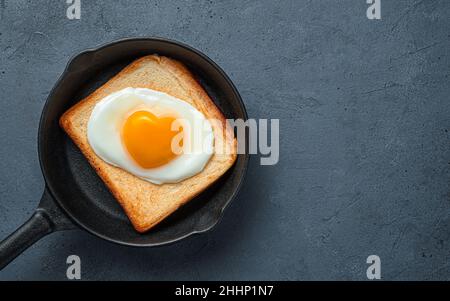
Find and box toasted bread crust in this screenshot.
[60,55,237,232]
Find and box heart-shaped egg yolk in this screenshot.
[122,110,182,169]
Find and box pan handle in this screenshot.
[0,188,76,270]
[0,209,53,270]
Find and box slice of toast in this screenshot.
[60,55,237,232]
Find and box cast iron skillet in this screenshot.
[0,37,248,270]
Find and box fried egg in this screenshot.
[87,87,214,184]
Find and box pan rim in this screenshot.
[37,37,249,247]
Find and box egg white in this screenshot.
[87,87,214,184]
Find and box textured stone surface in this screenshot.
[0,0,449,280]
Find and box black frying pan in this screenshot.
[0,37,249,270]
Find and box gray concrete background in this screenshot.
[0,0,449,280]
